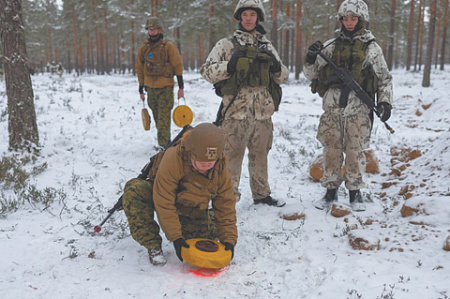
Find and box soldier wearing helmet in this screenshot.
[304,0,393,212]
[201,0,289,207]
[135,17,185,148]
[121,123,237,266]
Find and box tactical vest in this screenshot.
[142,40,174,78]
[215,37,283,111]
[310,37,378,105]
[221,38,272,95]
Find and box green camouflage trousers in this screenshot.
[122,178,216,250]
[146,85,174,146]
[317,111,371,190]
[221,117,273,201]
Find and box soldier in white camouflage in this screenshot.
[303,0,393,211]
[201,0,289,207]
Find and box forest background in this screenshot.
[0,0,449,80]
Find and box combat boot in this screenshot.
[148,247,167,266]
[314,189,338,210]
[254,196,286,207]
[349,190,366,212]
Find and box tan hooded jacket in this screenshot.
[153,143,237,246]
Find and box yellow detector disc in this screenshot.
[181,238,232,269]
[173,105,193,127]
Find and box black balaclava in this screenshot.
[341,18,365,37]
[149,33,163,43]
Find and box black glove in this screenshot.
[224,242,235,260]
[227,49,246,75]
[377,102,392,122]
[139,85,144,94]
[173,238,190,262]
[261,49,282,73]
[305,41,323,64]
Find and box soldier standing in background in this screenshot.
[303,0,393,211]
[135,17,184,148]
[201,0,289,207]
[122,123,237,266]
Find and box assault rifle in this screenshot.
[316,48,394,134]
[94,124,193,233]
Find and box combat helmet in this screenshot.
[233,0,266,22]
[145,17,163,30]
[337,0,370,22]
[184,123,225,162]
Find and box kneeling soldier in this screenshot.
[122,123,237,266]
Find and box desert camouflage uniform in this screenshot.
[201,29,289,201]
[303,30,393,190]
[122,143,237,251]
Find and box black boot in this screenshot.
[349,190,366,211]
[254,196,286,207]
[314,189,337,210]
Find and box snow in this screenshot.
[1,67,449,299]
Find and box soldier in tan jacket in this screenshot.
[122,123,237,266]
[201,0,289,207]
[135,17,184,147]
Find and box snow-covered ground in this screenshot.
[0,67,449,299]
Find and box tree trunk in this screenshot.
[414,0,423,71]
[208,0,214,52]
[0,0,39,150]
[271,0,278,48]
[418,0,425,70]
[387,0,396,70]
[422,0,437,87]
[406,0,415,70]
[282,4,290,67]
[131,0,136,75]
[295,0,303,79]
[103,3,110,74]
[441,0,449,69]
[72,4,79,75]
[434,0,442,69]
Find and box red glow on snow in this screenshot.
[187,267,227,277]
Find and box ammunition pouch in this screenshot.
[214,38,282,111]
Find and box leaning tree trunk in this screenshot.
[423,0,437,87]
[0,0,39,151]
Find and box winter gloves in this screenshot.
[139,85,144,94]
[224,242,235,260]
[306,40,323,64]
[377,102,392,122]
[228,48,282,75]
[173,238,190,262]
[261,49,282,73]
[173,238,235,263]
[227,49,246,75]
